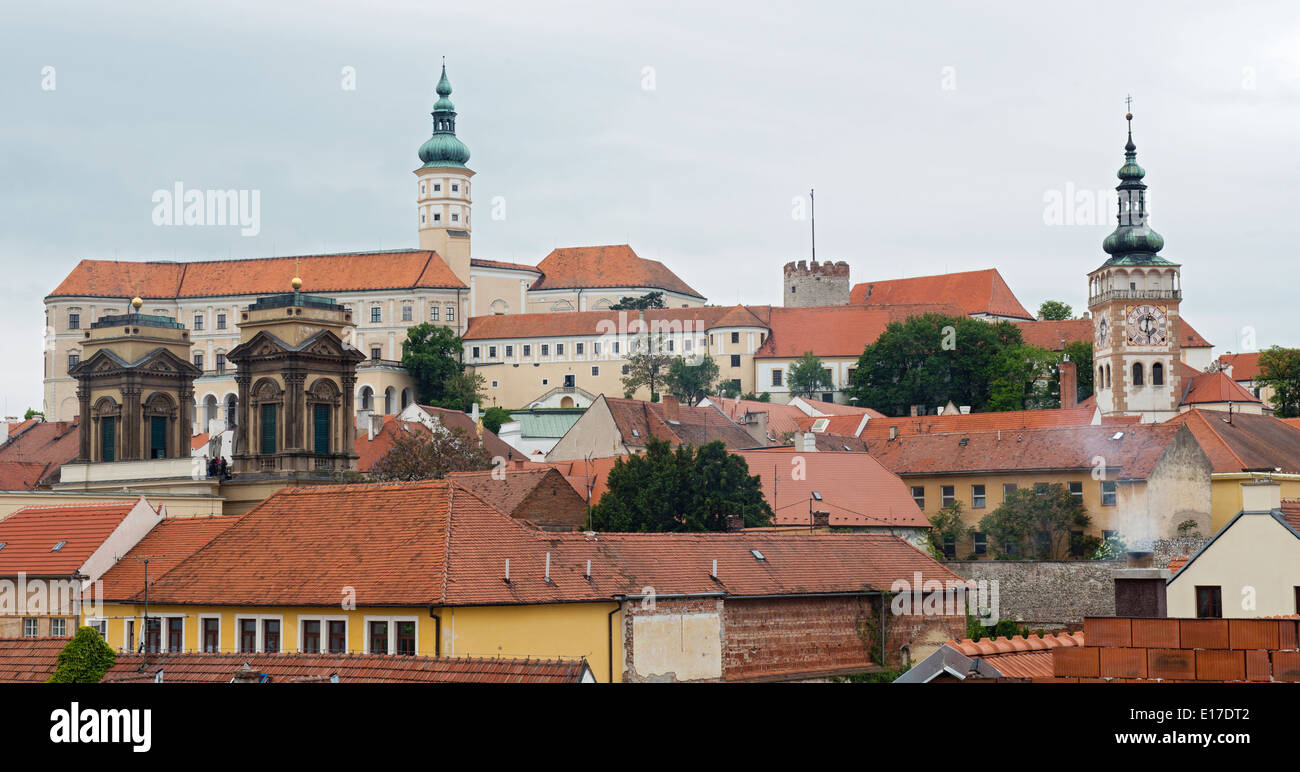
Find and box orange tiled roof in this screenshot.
[130,479,960,607]
[0,461,57,491]
[444,466,586,528]
[49,251,466,299]
[866,423,1186,480]
[96,515,241,601]
[1011,317,1210,351]
[704,397,808,439]
[529,245,703,298]
[0,637,72,683]
[1216,352,1262,381]
[462,305,771,340]
[946,632,1086,679]
[603,397,756,450]
[0,502,135,575]
[536,456,621,506]
[3,419,40,440]
[103,652,589,683]
[1180,369,1260,406]
[354,410,516,473]
[1168,557,1189,572]
[795,400,886,418]
[857,405,1099,439]
[0,420,80,467]
[732,449,925,527]
[793,414,872,437]
[470,258,541,273]
[1280,501,1300,532]
[754,303,966,358]
[1166,409,1300,474]
[850,269,1034,320]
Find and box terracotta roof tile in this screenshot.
[97,515,241,601]
[1283,501,1300,533]
[794,400,886,418]
[536,456,621,506]
[946,631,1086,678]
[703,397,808,439]
[732,450,926,527]
[0,461,57,491]
[0,502,135,575]
[1180,370,1261,406]
[850,269,1033,320]
[49,251,466,299]
[1215,352,1261,381]
[1168,557,1189,572]
[354,410,516,473]
[1165,409,1300,473]
[103,652,589,683]
[755,304,967,358]
[1012,318,1209,351]
[470,258,541,273]
[530,245,702,298]
[603,397,756,450]
[0,420,80,467]
[445,467,587,528]
[857,405,1099,439]
[0,637,72,683]
[462,305,769,340]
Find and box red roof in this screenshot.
[536,456,621,506]
[1165,409,1300,474]
[470,258,541,274]
[97,516,241,601]
[795,400,886,418]
[866,423,1187,480]
[529,245,703,298]
[1280,501,1300,532]
[129,479,960,608]
[1180,369,1260,406]
[731,450,926,527]
[49,251,466,299]
[850,269,1033,320]
[102,652,589,683]
[354,410,516,473]
[444,467,588,528]
[704,397,809,439]
[857,405,1099,439]
[462,305,770,340]
[0,503,135,575]
[1216,352,1262,381]
[946,632,1085,679]
[1012,317,1210,351]
[755,303,967,358]
[0,420,80,466]
[0,637,71,682]
[4,419,39,439]
[602,397,757,450]
[0,461,58,491]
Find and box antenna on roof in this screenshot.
[809,188,816,262]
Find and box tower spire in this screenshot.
[1100,102,1167,264]
[418,60,470,168]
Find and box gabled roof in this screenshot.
[96,515,241,601]
[731,450,925,527]
[1216,352,1262,381]
[0,502,135,575]
[754,303,966,358]
[461,305,771,340]
[790,398,885,418]
[603,397,756,450]
[537,456,621,506]
[102,652,590,683]
[857,405,1100,439]
[1165,409,1300,474]
[1180,369,1261,406]
[0,420,80,466]
[355,409,517,472]
[866,423,1188,480]
[49,251,466,300]
[0,637,71,683]
[529,245,703,298]
[850,269,1034,320]
[0,461,58,491]
[445,467,586,527]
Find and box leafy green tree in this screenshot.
[788,351,833,398]
[966,615,1031,641]
[664,354,719,405]
[1256,346,1300,418]
[845,314,1024,416]
[436,370,486,413]
[978,484,1097,560]
[591,438,774,532]
[922,501,974,561]
[739,392,772,402]
[480,406,513,434]
[400,323,465,404]
[620,335,674,400]
[369,425,493,481]
[1063,340,1094,402]
[48,627,115,683]
[23,408,43,420]
[609,291,666,310]
[987,344,1061,411]
[717,380,742,398]
[1037,300,1074,321]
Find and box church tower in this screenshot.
[1087,110,1183,422]
[415,62,474,287]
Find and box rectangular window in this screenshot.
[911,486,925,509]
[101,416,116,462]
[92,619,107,640]
[239,619,257,653]
[51,618,66,637]
[262,619,280,654]
[68,353,79,369]
[125,620,134,652]
[730,355,741,367]
[593,342,601,355]
[445,306,454,322]
[401,305,412,322]
[260,403,277,455]
[471,346,481,359]
[216,313,227,330]
[1070,530,1086,557]
[166,617,183,652]
[563,374,575,388]
[301,620,321,654]
[684,339,693,352]
[772,369,783,387]
[621,365,630,376]
[591,366,599,377]
[941,485,955,508]
[488,346,497,358]
[369,621,388,655]
[1002,483,1018,499]
[68,313,80,330]
[972,484,986,509]
[613,341,620,354]
[216,353,226,374]
[1034,482,1049,496]
[328,621,346,654]
[194,353,204,370]
[730,332,740,344]
[430,306,440,321]
[576,342,584,355]
[1295,586,1300,614]
[23,617,40,637]
[522,344,531,357]
[505,345,513,357]
[368,307,380,323]
[313,403,331,455]
[541,344,549,356]
[193,314,204,330]
[1069,481,1083,499]
[396,622,416,655]
[1101,480,1117,506]
[1195,586,1223,618]
[667,339,674,352]
[150,416,167,459]
[202,618,219,653]
[371,347,382,361]
[942,536,956,559]
[973,532,987,556]
[145,618,161,654]
[556,343,565,356]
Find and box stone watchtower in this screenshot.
[70,297,202,462]
[227,278,364,475]
[783,259,850,307]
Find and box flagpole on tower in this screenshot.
[810,188,816,262]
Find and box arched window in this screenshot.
[1098,366,1105,388]
[225,394,238,428]
[1132,362,1144,387]
[359,386,374,412]
[1105,364,1112,388]
[1152,362,1164,386]
[384,387,395,415]
[401,387,413,409]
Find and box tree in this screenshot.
[986,344,1060,411]
[400,323,465,404]
[739,392,771,402]
[845,314,1024,416]
[620,335,674,400]
[591,438,774,532]
[23,408,43,420]
[923,501,974,561]
[438,370,486,413]
[1037,300,1074,321]
[609,291,666,310]
[48,626,115,683]
[1256,346,1300,418]
[480,406,513,434]
[1063,340,1094,402]
[788,351,833,398]
[665,354,719,405]
[717,380,742,398]
[977,484,1097,560]
[369,425,493,481]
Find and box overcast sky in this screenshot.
[2,1,1298,414]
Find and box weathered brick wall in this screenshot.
[723,596,878,680]
[621,597,724,683]
[517,472,590,529]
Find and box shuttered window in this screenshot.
[261,404,277,454]
[313,404,330,455]
[101,417,115,462]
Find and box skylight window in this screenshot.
[51,541,67,552]
[750,549,766,561]
[1111,431,1125,440]
[0,542,6,551]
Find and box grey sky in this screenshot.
[3,1,1298,413]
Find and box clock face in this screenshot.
[1125,304,1168,346]
[1095,316,1110,348]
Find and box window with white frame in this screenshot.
[364,615,418,655]
[234,614,284,653]
[23,618,38,637]
[50,618,67,637]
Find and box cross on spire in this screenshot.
[1125,94,1133,112]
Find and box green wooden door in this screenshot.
[313,404,330,455]
[150,416,167,458]
[260,403,277,454]
[101,417,115,462]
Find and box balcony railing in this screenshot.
[1088,289,1181,305]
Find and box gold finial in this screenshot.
[292,256,303,290]
[131,296,143,310]
[291,276,303,290]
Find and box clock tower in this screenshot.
[1087,110,1183,422]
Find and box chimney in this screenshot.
[1241,479,1282,512]
[369,414,383,441]
[231,664,264,683]
[355,408,372,432]
[800,431,817,452]
[1059,360,1078,409]
[741,410,769,445]
[888,425,898,441]
[910,405,920,417]
[724,514,745,532]
[811,510,830,528]
[661,394,680,421]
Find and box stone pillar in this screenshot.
[176,385,193,459]
[76,386,91,461]
[341,373,357,467]
[121,384,141,460]
[284,370,306,451]
[235,373,251,456]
